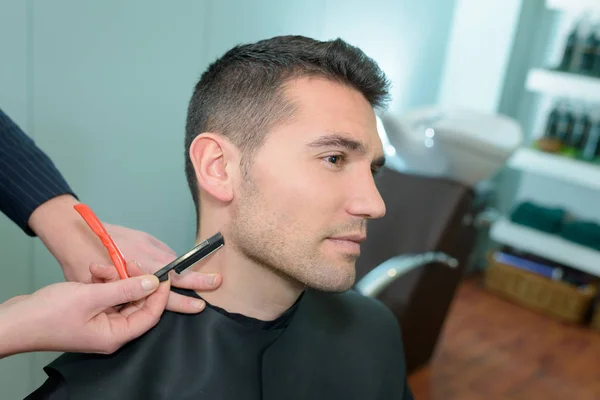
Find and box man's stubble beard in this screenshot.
[229,177,356,293]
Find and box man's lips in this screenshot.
[326,234,366,254]
[328,234,366,244]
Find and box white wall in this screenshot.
[320,0,458,114]
[438,0,524,113]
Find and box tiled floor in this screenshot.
[408,278,600,399]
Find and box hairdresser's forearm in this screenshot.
[28,194,96,282]
[0,299,38,358]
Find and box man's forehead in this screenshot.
[268,77,384,155]
[283,76,375,122]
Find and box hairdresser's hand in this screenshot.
[90,253,217,313]
[103,223,222,312]
[29,195,222,313]
[0,261,170,358]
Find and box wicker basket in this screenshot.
[484,252,598,323]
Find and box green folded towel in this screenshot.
[510,202,566,234]
[559,221,600,252]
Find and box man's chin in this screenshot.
[303,266,356,293]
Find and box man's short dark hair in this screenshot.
[184,35,390,220]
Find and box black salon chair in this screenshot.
[353,167,486,373]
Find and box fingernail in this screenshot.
[205,274,219,287]
[93,263,105,269]
[141,277,158,291]
[192,300,205,311]
[135,260,149,273]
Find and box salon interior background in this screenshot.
[0,0,584,398]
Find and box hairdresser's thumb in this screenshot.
[93,275,160,311]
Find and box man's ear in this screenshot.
[189,133,235,203]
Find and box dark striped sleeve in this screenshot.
[0,108,78,236]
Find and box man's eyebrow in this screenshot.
[306,133,367,154]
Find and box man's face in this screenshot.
[230,76,386,292]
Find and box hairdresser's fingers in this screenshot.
[107,279,170,345]
[119,276,171,318]
[90,261,210,314]
[88,275,160,312]
[165,291,206,314]
[90,263,119,283]
[87,261,158,312]
[90,260,149,284]
[124,279,170,326]
[169,270,222,291]
[126,260,147,276]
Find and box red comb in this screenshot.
[74,204,129,279]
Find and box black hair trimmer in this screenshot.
[153,232,224,282]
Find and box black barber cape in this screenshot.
[27,287,414,400]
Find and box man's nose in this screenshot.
[346,174,386,220]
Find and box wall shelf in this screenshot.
[508,148,600,191]
[490,218,600,277]
[526,68,600,103]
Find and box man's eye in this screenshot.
[326,155,343,164]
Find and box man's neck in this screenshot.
[190,233,304,321]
